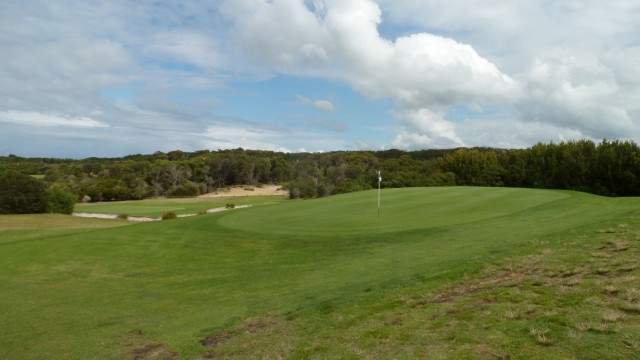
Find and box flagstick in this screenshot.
[377,170,381,218]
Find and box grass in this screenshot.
[74,195,286,217]
[1,187,639,359]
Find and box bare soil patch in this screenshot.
[199,185,288,198]
[200,333,233,347]
[132,343,177,360]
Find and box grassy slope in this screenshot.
[0,187,639,359]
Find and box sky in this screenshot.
[1,0,639,158]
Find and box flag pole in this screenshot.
[377,170,381,217]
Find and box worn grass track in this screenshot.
[1,187,639,359]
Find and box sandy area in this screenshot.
[199,185,288,198]
[70,185,284,223]
[72,205,254,222]
[72,212,160,222]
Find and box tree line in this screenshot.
[1,140,640,213]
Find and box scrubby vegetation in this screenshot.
[161,211,177,220]
[0,171,76,214]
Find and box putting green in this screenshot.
[218,187,569,235]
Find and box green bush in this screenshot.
[161,212,177,220]
[225,203,235,209]
[47,189,77,214]
[0,171,48,214]
[167,183,200,197]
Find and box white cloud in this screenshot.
[219,0,640,150]
[201,119,350,153]
[297,96,337,112]
[0,111,108,128]
[374,0,640,147]
[313,100,337,113]
[221,0,519,148]
[220,0,331,71]
[146,30,223,70]
[518,56,638,139]
[392,108,464,149]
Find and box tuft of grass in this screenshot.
[601,309,624,322]
[530,327,554,346]
[602,285,621,296]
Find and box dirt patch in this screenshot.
[121,329,177,360]
[422,269,536,306]
[198,315,282,358]
[200,333,233,347]
[131,343,177,360]
[235,316,278,334]
[199,185,288,198]
[384,317,403,326]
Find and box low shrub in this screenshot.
[167,183,200,198]
[116,214,129,220]
[161,212,177,220]
[225,203,235,209]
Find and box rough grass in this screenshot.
[206,219,640,359]
[2,187,640,359]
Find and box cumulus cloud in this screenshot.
[374,0,640,148]
[392,108,464,149]
[220,0,331,71]
[518,56,637,139]
[221,0,518,148]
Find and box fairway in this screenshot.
[1,187,639,359]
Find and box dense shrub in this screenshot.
[46,188,77,214]
[167,183,200,197]
[0,171,48,214]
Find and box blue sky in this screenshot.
[1,0,639,158]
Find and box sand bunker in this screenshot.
[72,205,253,222]
[72,212,160,222]
[199,185,288,198]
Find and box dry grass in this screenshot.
[530,327,554,346]
[0,213,130,230]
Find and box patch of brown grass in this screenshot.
[132,343,177,360]
[529,327,554,346]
